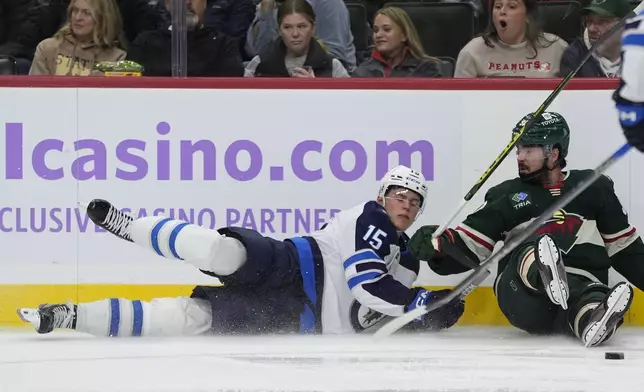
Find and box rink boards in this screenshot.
[0,77,643,327]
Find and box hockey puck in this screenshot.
[605,352,624,360]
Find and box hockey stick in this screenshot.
[359,269,490,334]
[431,2,643,239]
[373,142,633,339]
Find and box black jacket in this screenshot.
[0,0,43,58]
[0,0,163,59]
[558,38,610,78]
[204,0,256,60]
[115,0,164,48]
[126,25,244,77]
[254,38,335,77]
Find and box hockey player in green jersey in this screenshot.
[408,111,644,347]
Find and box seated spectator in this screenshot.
[454,0,568,77]
[126,0,244,77]
[0,0,45,74]
[24,0,163,52]
[204,0,256,60]
[351,7,445,78]
[558,0,630,77]
[245,0,356,71]
[29,0,125,76]
[244,0,349,77]
[115,0,166,49]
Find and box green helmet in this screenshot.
[512,111,571,160]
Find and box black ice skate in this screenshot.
[535,234,569,310]
[17,303,76,334]
[581,282,633,348]
[83,199,133,242]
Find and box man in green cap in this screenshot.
[558,0,633,77]
[406,111,644,347]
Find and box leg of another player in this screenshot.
[17,296,213,337]
[130,216,247,276]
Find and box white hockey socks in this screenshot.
[518,247,539,292]
[75,297,213,337]
[129,216,247,276]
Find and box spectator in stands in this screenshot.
[126,0,244,77]
[29,0,126,76]
[245,0,349,77]
[116,0,166,49]
[245,0,356,71]
[18,0,162,68]
[454,0,568,77]
[0,0,48,74]
[204,0,256,60]
[558,0,629,78]
[351,7,444,78]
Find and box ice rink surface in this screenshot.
[1,326,643,392]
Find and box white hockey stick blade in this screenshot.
[634,0,644,14]
[433,198,468,238]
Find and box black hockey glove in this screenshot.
[408,225,457,261]
[404,288,465,332]
[613,86,644,153]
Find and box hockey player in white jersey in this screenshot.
[18,165,465,337]
[614,7,644,152]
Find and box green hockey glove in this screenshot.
[408,225,457,261]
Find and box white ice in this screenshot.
[1,326,643,392]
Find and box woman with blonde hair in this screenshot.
[29,0,126,76]
[352,6,445,77]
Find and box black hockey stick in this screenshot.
[373,142,633,339]
[431,1,642,238]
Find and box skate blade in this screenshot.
[537,236,569,310]
[16,308,40,330]
[583,283,633,348]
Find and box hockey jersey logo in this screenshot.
[533,209,584,253]
[511,192,532,210]
[349,300,387,332]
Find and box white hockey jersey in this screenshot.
[300,200,421,334]
[620,9,644,103]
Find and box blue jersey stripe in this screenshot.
[347,271,383,290]
[109,298,120,337]
[343,250,380,270]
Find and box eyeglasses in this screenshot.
[385,196,422,209]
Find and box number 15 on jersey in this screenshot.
[363,225,388,250]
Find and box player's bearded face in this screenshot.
[516,145,549,176]
[381,189,422,231]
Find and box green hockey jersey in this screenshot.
[429,170,644,290]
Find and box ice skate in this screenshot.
[581,282,633,348]
[84,199,133,242]
[534,234,569,310]
[17,303,76,334]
